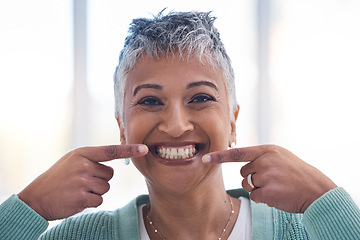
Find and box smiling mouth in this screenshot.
[149,144,202,166]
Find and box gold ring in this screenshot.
[247,173,255,189]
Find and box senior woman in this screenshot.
[1,11,360,240]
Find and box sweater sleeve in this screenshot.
[39,210,116,240]
[272,210,310,239]
[302,187,360,240]
[0,194,48,240]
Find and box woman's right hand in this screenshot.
[17,144,148,221]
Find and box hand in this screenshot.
[18,144,148,220]
[202,145,337,213]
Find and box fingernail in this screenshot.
[202,155,211,163]
[138,145,148,153]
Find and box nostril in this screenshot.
[157,106,194,137]
[158,121,194,137]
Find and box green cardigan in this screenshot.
[1,187,359,239]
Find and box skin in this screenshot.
[17,144,148,220]
[16,53,337,238]
[117,53,337,239]
[117,54,240,239]
[204,145,338,213]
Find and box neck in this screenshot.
[144,170,240,240]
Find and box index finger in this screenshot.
[75,144,148,162]
[202,145,268,164]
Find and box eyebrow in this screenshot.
[133,81,218,96]
[133,84,163,96]
[187,81,218,91]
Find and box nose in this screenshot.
[158,102,194,138]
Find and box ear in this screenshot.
[116,117,127,145]
[229,105,240,146]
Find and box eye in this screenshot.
[189,94,215,104]
[137,96,163,106]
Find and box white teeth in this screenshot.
[156,146,198,159]
[178,148,185,158]
[171,148,177,159]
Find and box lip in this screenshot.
[148,142,203,166]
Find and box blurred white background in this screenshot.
[1,0,359,227]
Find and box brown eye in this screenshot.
[189,94,215,103]
[138,97,163,106]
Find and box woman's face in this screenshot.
[119,55,237,194]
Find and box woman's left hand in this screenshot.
[202,145,337,213]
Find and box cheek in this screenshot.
[196,109,231,151]
[211,123,231,151]
[123,107,157,144]
[125,118,150,144]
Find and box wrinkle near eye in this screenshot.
[130,99,137,107]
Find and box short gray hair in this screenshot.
[114,10,237,122]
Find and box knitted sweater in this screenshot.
[0,187,359,239]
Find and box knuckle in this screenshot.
[250,191,260,203]
[230,148,245,161]
[104,182,111,192]
[241,178,248,188]
[127,146,133,155]
[210,152,223,163]
[77,176,89,187]
[78,192,88,208]
[95,196,103,207]
[69,154,89,168]
[256,157,267,168]
[80,159,91,169]
[254,190,268,204]
[104,145,119,159]
[240,162,251,177]
[75,160,91,175]
[266,144,282,154]
[240,168,245,178]
[72,147,87,158]
[71,148,80,156]
[107,167,114,179]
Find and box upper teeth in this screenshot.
[157,146,197,159]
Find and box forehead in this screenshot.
[125,54,226,90]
